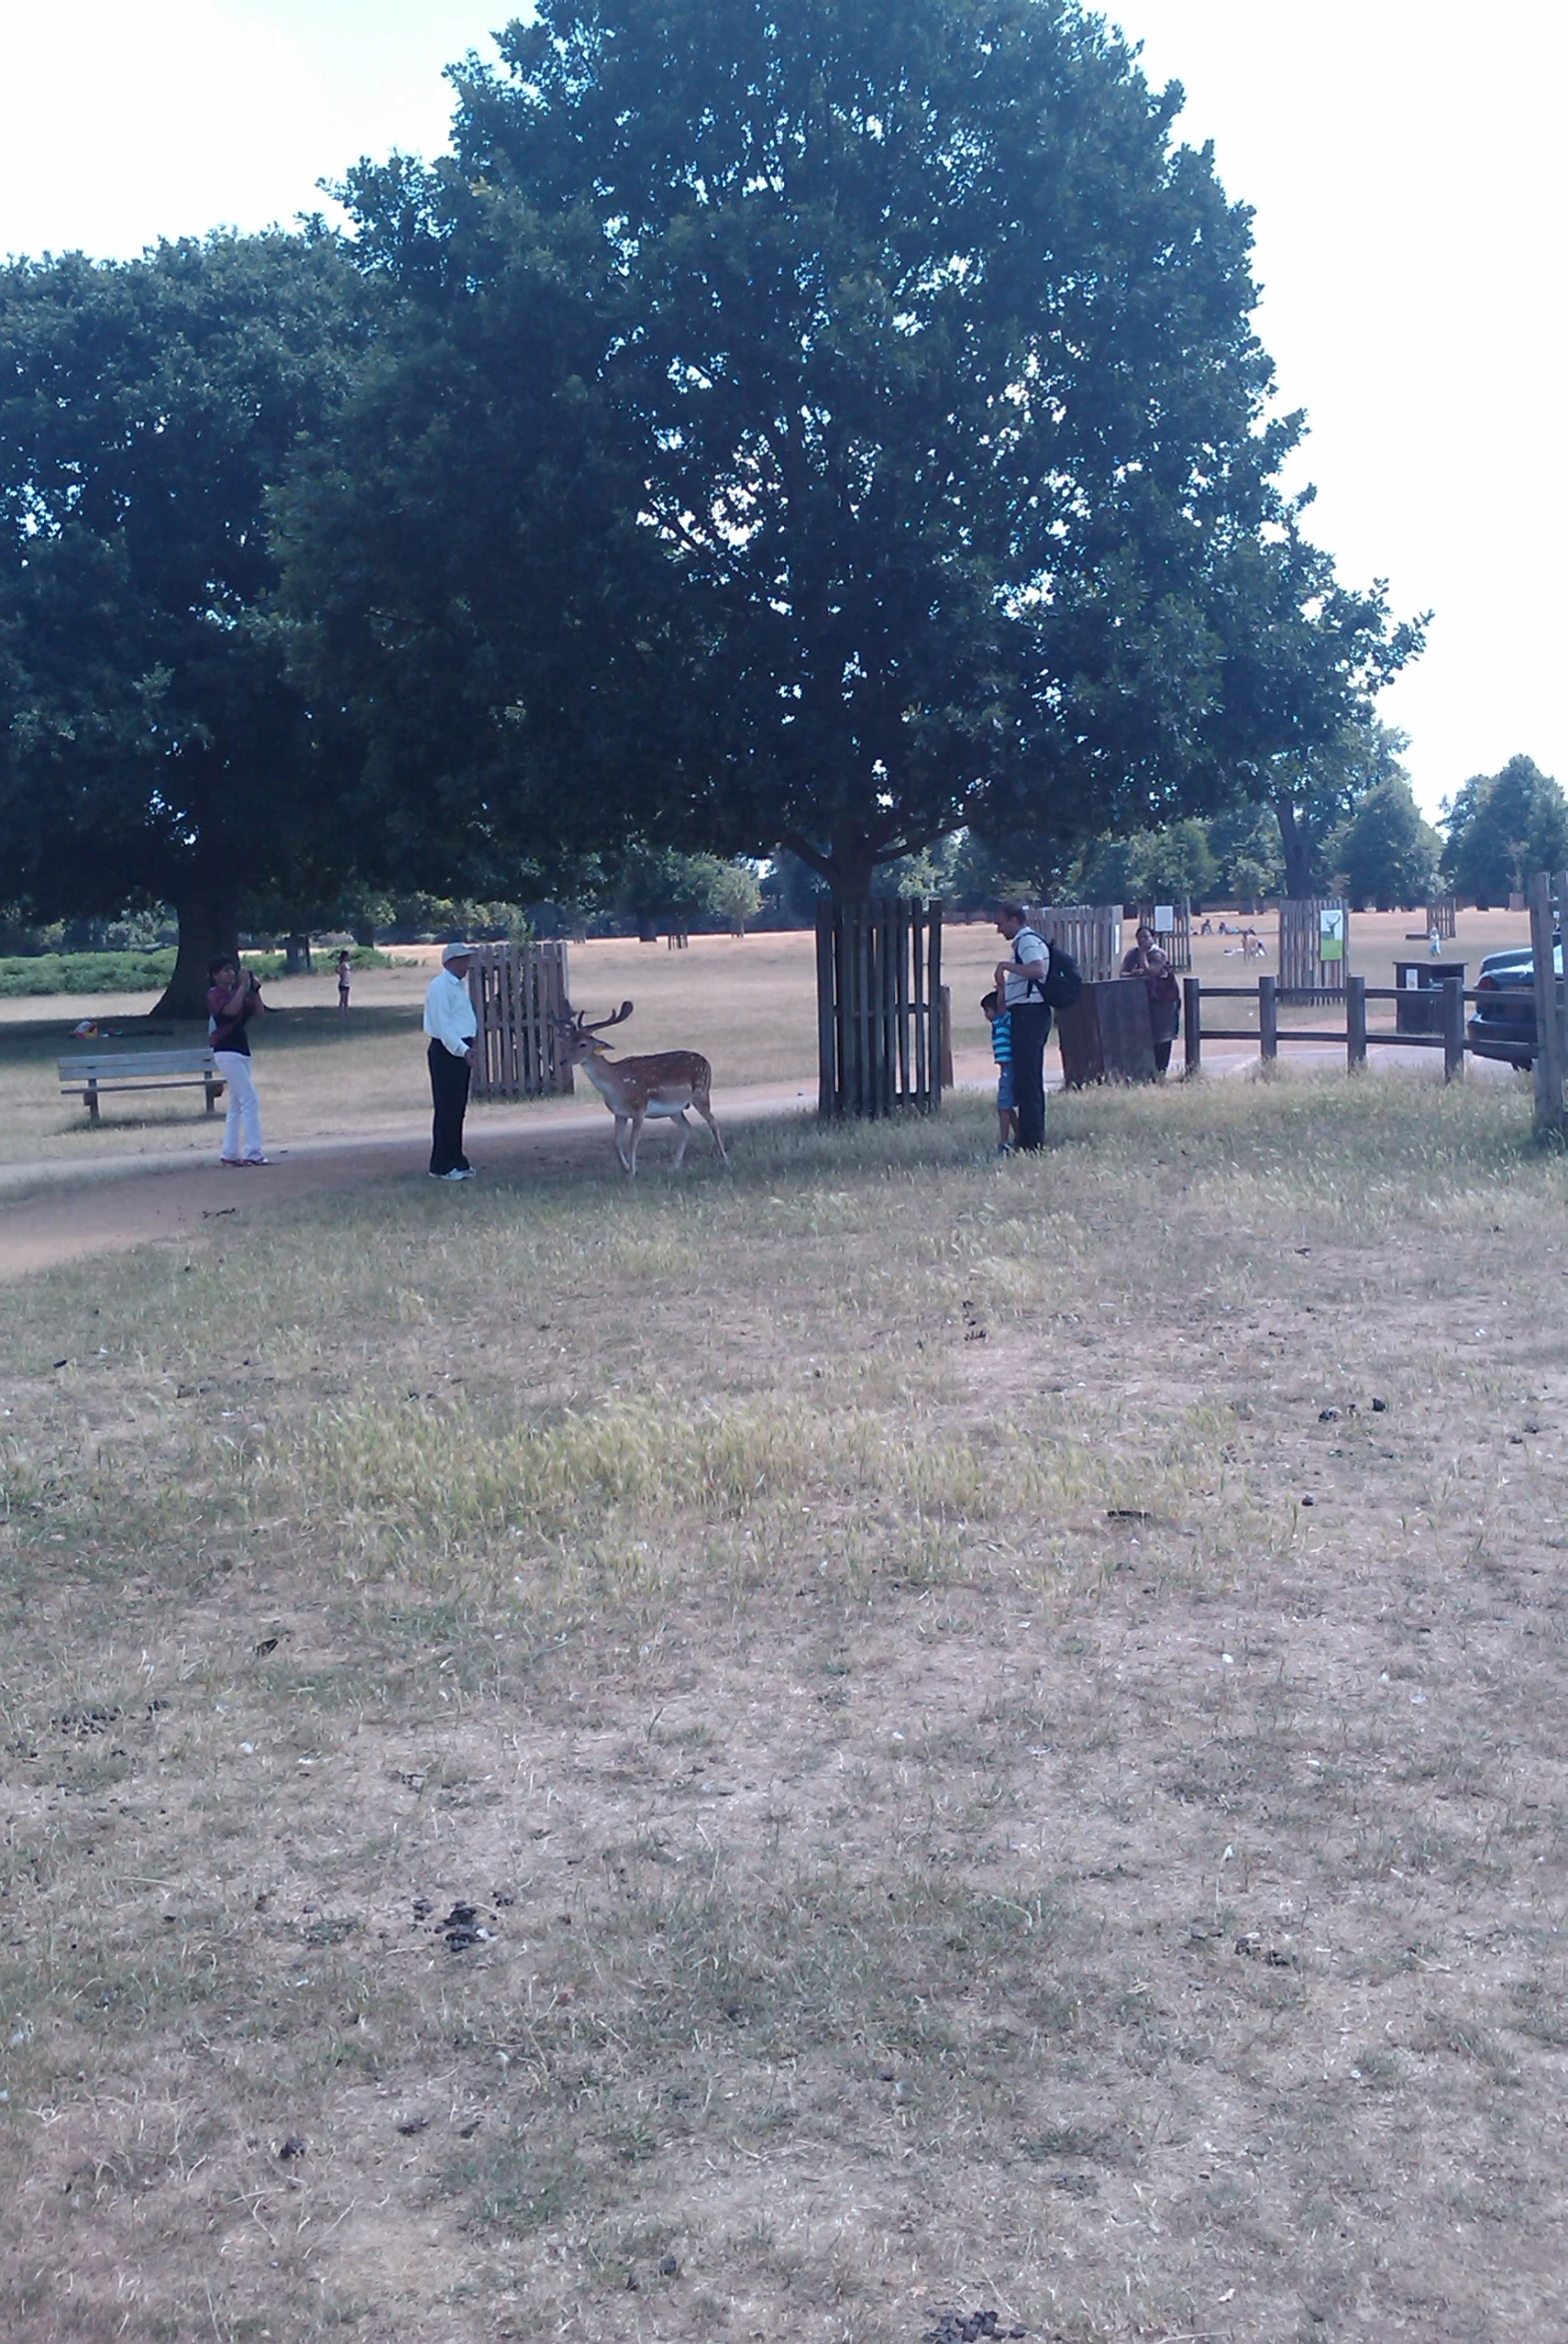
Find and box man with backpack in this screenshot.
[995,904,1056,1151]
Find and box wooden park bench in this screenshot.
[58,1050,226,1123]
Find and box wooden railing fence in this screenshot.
[815,899,944,1117]
[466,940,575,1101]
[1183,974,1470,1082]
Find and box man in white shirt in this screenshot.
[995,903,1051,1151]
[423,942,480,1178]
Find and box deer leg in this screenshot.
[625,1107,646,1175]
[669,1110,693,1169]
[693,1089,728,1165]
[613,1115,632,1172]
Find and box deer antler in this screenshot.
[573,1000,634,1035]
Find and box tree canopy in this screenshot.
[1440,754,1568,907]
[287,0,1419,900]
[0,232,372,1013]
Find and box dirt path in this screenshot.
[0,1083,815,1282]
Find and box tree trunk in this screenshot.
[353,917,377,948]
[152,879,240,1021]
[1272,798,1316,899]
[285,931,314,975]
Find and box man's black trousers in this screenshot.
[1009,1002,1051,1151]
[427,1040,472,1174]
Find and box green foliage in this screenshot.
[289,0,1417,901]
[0,232,373,1010]
[1327,777,1440,908]
[0,950,176,998]
[1267,718,1413,896]
[1078,819,1218,906]
[1441,755,1568,906]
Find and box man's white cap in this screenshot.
[441,940,477,965]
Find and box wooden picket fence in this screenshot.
[466,940,575,1101]
[1278,898,1348,999]
[815,899,944,1117]
[1136,899,1192,972]
[1025,904,1124,983]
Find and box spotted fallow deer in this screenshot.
[557,1001,728,1176]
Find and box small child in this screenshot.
[982,989,1016,1153]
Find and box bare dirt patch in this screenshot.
[1,1081,1565,2343]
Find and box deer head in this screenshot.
[557,1000,634,1060]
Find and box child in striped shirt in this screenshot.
[982,990,1016,1154]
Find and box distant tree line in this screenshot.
[1,0,1439,1012]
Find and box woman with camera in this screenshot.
[207,955,271,1166]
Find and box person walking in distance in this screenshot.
[994,903,1052,1151]
[207,955,270,1167]
[337,949,353,1014]
[423,942,479,1179]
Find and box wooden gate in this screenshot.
[467,941,574,1101]
[815,899,944,1117]
[1278,899,1348,1000]
[1025,904,1124,982]
[1425,897,1457,941]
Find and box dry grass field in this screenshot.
[2,1069,1566,2344]
[0,910,1535,1172]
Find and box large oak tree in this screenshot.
[293,0,1418,898]
[0,232,371,1015]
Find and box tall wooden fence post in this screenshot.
[1530,870,1567,1139]
[1183,978,1201,1076]
[1346,975,1367,1070]
[1259,974,1278,1064]
[1441,976,1465,1082]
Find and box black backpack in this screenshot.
[1038,941,1083,1011]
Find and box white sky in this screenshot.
[2,0,1562,819]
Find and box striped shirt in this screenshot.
[991,1008,1013,1067]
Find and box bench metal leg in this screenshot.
[205,1081,223,1115]
[86,1084,100,1122]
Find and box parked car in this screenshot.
[1467,940,1563,1069]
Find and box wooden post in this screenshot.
[1530,871,1566,1139]
[929,903,945,1107]
[1441,975,1465,1082]
[1259,974,1277,1064]
[815,908,836,1115]
[1346,974,1367,1070]
[1182,977,1201,1075]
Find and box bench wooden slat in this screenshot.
[57,1049,225,1121]
[58,1052,217,1079]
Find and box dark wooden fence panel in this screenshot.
[467,941,574,1101]
[1278,899,1348,1000]
[816,900,944,1117]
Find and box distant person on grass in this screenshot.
[981,990,1017,1154]
[207,955,269,1167]
[337,949,353,1013]
[423,942,479,1180]
[994,903,1051,1151]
